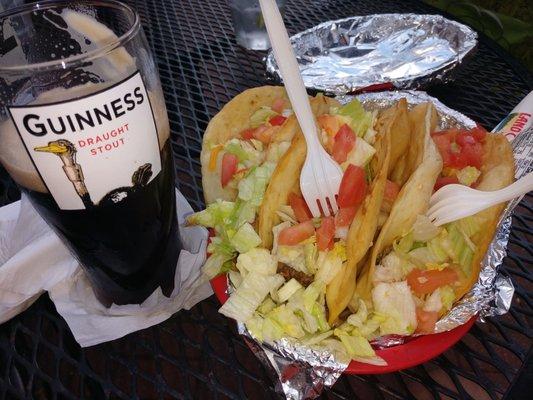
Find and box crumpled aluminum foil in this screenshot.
[230,91,526,399]
[266,14,477,95]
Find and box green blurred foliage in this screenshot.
[425,0,533,71]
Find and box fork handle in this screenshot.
[258,0,322,153]
[487,171,533,205]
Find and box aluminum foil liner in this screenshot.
[232,91,526,399]
[265,14,477,95]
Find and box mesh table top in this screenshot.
[0,0,532,399]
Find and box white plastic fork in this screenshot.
[427,172,533,226]
[258,0,343,217]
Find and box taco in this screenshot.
[353,102,515,336]
[201,86,295,204]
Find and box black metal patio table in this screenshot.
[0,0,532,399]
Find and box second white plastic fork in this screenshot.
[427,172,533,226]
[258,0,342,217]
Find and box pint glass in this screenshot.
[0,1,181,306]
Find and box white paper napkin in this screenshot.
[0,190,212,347]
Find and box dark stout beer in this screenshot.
[25,143,180,306]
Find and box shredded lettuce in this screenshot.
[277,278,303,303]
[423,288,443,312]
[341,137,376,170]
[219,272,284,323]
[337,99,373,138]
[236,248,277,275]
[315,242,346,285]
[304,242,318,274]
[302,330,334,346]
[230,222,261,253]
[457,215,482,238]
[372,281,417,335]
[277,245,307,273]
[408,246,440,266]
[358,314,386,338]
[257,297,277,315]
[250,106,277,128]
[312,302,329,332]
[394,232,414,255]
[207,236,236,258]
[267,305,306,338]
[272,221,292,255]
[303,282,323,312]
[237,162,276,206]
[187,200,235,228]
[412,215,440,242]
[246,315,265,341]
[262,317,285,342]
[335,330,376,358]
[457,166,481,186]
[347,299,368,328]
[228,269,243,288]
[440,285,455,311]
[363,110,378,144]
[224,139,250,161]
[373,252,404,283]
[266,141,291,163]
[446,223,475,275]
[202,253,229,279]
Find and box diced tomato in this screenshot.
[289,193,313,222]
[335,207,357,227]
[415,308,439,334]
[317,114,341,137]
[272,98,286,113]
[382,179,400,211]
[316,217,335,251]
[455,132,476,147]
[221,153,238,187]
[459,141,483,169]
[278,221,315,246]
[384,180,400,201]
[407,267,459,295]
[431,132,453,167]
[432,128,484,170]
[332,124,356,164]
[269,115,287,126]
[471,125,487,142]
[434,175,459,191]
[241,128,255,140]
[338,164,367,208]
[252,125,277,144]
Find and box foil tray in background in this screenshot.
[266,14,478,95]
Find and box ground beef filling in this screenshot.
[277,263,313,287]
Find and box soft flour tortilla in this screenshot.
[201,86,293,204]
[257,94,340,249]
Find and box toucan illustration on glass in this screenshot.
[34,139,153,208]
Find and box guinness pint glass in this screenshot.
[0,1,181,306]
